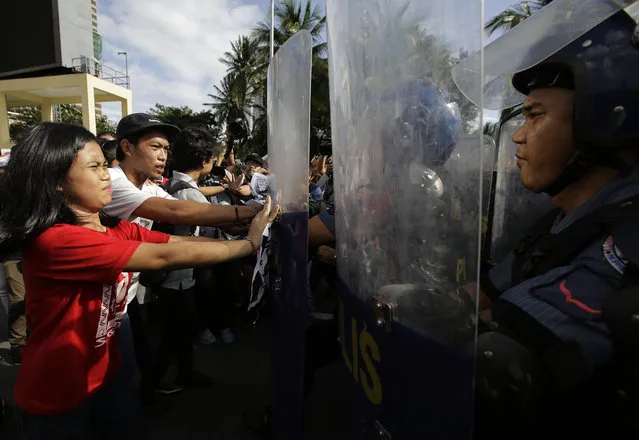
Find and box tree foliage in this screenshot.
[341,2,479,132]
[253,0,327,56]
[484,0,555,123]
[9,105,116,142]
[485,0,554,36]
[206,0,330,158]
[148,104,218,137]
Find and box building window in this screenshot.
[93,32,103,61]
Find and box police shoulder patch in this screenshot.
[603,235,628,275]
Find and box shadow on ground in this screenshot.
[0,311,351,439]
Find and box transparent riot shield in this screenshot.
[487,112,552,265]
[266,30,312,440]
[326,0,483,438]
[451,134,498,274]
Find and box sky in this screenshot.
[98,0,516,122]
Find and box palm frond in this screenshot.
[485,0,555,36]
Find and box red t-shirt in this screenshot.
[14,221,170,415]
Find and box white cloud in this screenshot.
[483,110,501,123]
[97,0,265,121]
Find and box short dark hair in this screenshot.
[100,139,118,166]
[0,123,99,255]
[97,130,117,139]
[244,153,264,167]
[170,127,216,172]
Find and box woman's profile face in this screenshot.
[65,141,113,215]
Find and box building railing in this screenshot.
[71,56,130,89]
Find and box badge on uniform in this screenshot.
[603,235,628,275]
[530,265,616,321]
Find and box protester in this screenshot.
[99,139,119,168]
[0,122,278,439]
[103,113,261,409]
[97,131,117,141]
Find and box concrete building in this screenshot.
[92,0,98,32]
[92,0,103,115]
[0,1,131,147]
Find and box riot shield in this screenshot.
[487,111,552,265]
[266,30,312,440]
[450,134,497,274]
[326,0,483,438]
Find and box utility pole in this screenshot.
[270,0,275,60]
[118,51,129,88]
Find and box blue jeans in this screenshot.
[18,350,147,439]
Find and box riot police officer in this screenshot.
[450,1,639,437]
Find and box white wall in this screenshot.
[57,0,94,69]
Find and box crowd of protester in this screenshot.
[0,114,336,439]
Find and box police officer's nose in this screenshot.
[512,124,526,145]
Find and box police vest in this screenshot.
[510,195,639,359]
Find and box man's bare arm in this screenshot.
[199,186,227,197]
[132,197,259,227]
[309,215,335,248]
[230,184,252,197]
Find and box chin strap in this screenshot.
[543,149,634,197]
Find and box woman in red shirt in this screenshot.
[0,122,278,439]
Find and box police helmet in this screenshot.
[512,6,639,153]
[455,0,639,195]
[380,80,462,168]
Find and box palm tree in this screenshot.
[207,35,268,155]
[485,0,554,128]
[253,0,327,56]
[207,0,329,156]
[253,0,330,138]
[204,73,255,150]
[485,0,554,36]
[219,35,268,92]
[310,56,330,135]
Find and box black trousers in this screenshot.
[151,285,197,388]
[303,318,340,401]
[195,262,239,332]
[126,297,155,404]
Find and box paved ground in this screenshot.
[0,304,351,440]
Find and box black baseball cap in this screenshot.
[116,113,181,141]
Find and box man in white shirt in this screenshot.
[105,114,259,229]
[151,127,219,394]
[104,113,258,409]
[104,114,260,304]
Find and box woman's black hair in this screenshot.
[0,122,106,255]
[169,126,216,172]
[100,139,118,166]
